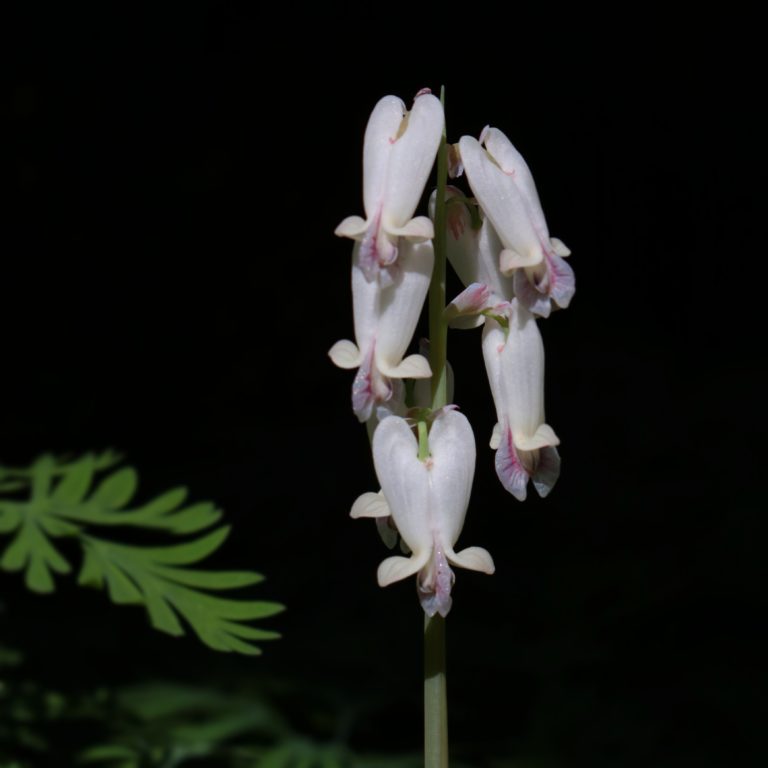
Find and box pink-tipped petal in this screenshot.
[495,424,529,501]
[547,252,576,309]
[532,446,561,498]
[446,282,491,318]
[514,268,553,318]
[352,346,390,422]
[418,546,454,618]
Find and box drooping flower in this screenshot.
[354,408,494,617]
[335,92,444,285]
[458,127,574,317]
[329,240,433,421]
[482,300,561,500]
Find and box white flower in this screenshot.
[329,240,433,422]
[335,92,444,284]
[458,127,574,317]
[482,300,561,500]
[355,409,494,617]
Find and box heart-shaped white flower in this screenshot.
[368,409,494,617]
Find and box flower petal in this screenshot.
[547,253,576,309]
[550,237,571,257]
[372,416,432,558]
[481,127,550,242]
[387,216,434,241]
[532,446,561,498]
[334,215,369,240]
[350,491,390,519]
[446,546,495,574]
[495,423,529,501]
[379,353,431,379]
[383,93,443,230]
[363,96,407,218]
[378,552,431,587]
[429,409,476,548]
[458,135,543,267]
[515,423,560,452]
[375,240,433,374]
[513,268,553,318]
[328,339,362,369]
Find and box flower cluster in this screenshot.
[330,90,573,616]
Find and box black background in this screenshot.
[3,4,766,766]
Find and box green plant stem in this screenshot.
[424,612,448,768]
[424,84,449,768]
[417,419,429,462]
[429,86,449,413]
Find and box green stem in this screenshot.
[417,419,429,462]
[429,86,449,413]
[424,84,449,768]
[424,613,448,768]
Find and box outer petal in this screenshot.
[459,136,543,268]
[363,96,407,218]
[383,93,444,230]
[481,319,507,426]
[428,409,476,549]
[481,126,549,242]
[498,300,548,441]
[371,416,432,560]
[351,242,380,353]
[375,240,434,375]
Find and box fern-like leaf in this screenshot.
[0,453,282,655]
[78,528,282,654]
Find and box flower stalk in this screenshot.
[425,84,449,768]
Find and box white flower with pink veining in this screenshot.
[354,409,494,617]
[458,127,575,318]
[335,92,444,284]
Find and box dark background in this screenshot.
[3,4,766,766]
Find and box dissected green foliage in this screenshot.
[0,644,427,768]
[0,453,282,655]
